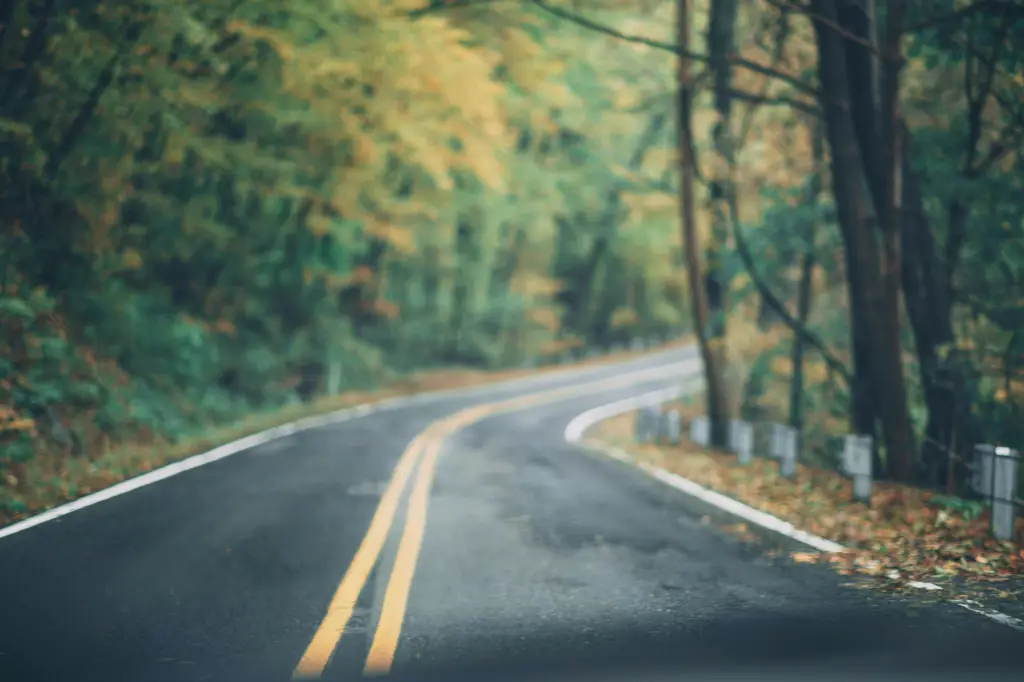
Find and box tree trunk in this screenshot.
[789,120,824,431]
[811,0,916,481]
[900,127,976,489]
[875,0,917,481]
[678,0,729,444]
[703,0,739,428]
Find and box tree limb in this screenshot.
[763,0,880,55]
[409,0,503,18]
[528,0,817,96]
[727,185,851,385]
[903,0,1024,33]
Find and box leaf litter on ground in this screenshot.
[590,408,1023,602]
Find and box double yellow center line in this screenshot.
[293,357,699,678]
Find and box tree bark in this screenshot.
[789,119,824,431]
[678,0,729,444]
[874,0,918,481]
[900,133,975,488]
[811,0,917,481]
[704,0,739,422]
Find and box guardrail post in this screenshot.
[842,434,873,504]
[769,424,798,478]
[971,444,995,498]
[729,419,754,465]
[634,406,659,444]
[690,416,710,446]
[975,445,1020,542]
[660,409,682,445]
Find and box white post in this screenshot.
[971,444,996,498]
[690,416,709,446]
[992,446,1019,542]
[734,421,754,465]
[842,434,873,504]
[770,424,798,478]
[661,409,682,445]
[634,407,652,444]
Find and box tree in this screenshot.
[810,0,917,481]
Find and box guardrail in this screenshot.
[634,407,1022,542]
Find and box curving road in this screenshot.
[0,346,1021,682]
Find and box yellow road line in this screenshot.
[364,406,490,675]
[360,364,699,675]
[292,426,437,679]
[295,357,700,678]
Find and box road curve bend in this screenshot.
[0,346,1021,682]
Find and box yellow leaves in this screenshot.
[121,248,143,271]
[364,217,416,254]
[321,271,360,295]
[459,135,507,191]
[511,272,563,297]
[225,21,295,63]
[622,191,678,226]
[500,26,555,95]
[610,307,639,329]
[528,307,561,331]
[368,299,400,320]
[0,404,35,434]
[307,214,335,238]
[164,134,186,166]
[211,319,236,336]
[346,266,376,287]
[769,354,793,376]
[312,59,361,80]
[804,359,831,386]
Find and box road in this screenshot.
[0,346,1021,682]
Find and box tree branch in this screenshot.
[528,0,817,96]
[409,0,503,18]
[727,184,851,385]
[903,0,1024,33]
[763,0,880,55]
[730,89,819,117]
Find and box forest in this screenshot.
[1,0,1022,520]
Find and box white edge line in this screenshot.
[954,600,1024,632]
[0,349,698,542]
[0,395,408,541]
[565,390,1024,632]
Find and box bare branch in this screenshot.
[728,186,851,384]
[730,89,820,117]
[408,0,503,18]
[528,0,817,96]
[763,0,881,55]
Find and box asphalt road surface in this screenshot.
[1,346,1022,682]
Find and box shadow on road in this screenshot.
[386,605,1023,682]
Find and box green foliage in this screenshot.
[0,0,684,476]
[928,495,987,523]
[5,0,1019,503]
